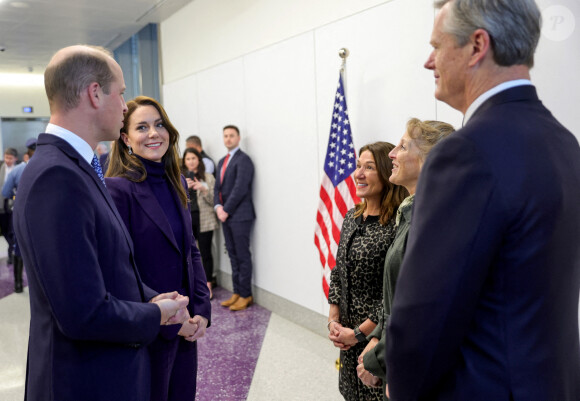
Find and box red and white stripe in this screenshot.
[314,174,359,298]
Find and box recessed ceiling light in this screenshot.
[10,2,30,8]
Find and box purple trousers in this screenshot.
[148,335,198,401]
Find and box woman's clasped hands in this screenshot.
[178,312,208,342]
[328,321,357,351]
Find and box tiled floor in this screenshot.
[0,241,342,401]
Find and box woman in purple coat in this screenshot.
[105,96,211,401]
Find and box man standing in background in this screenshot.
[386,1,580,400]
[214,125,255,311]
[3,139,37,201]
[3,140,36,293]
[0,147,17,265]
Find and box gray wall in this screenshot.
[0,118,48,158]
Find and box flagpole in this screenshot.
[338,47,349,96]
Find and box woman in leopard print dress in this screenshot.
[328,141,408,401]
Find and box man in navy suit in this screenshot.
[214,125,256,311]
[385,1,580,400]
[13,45,189,401]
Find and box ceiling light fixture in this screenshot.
[9,2,30,8]
[0,73,44,87]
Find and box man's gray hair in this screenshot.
[434,0,541,67]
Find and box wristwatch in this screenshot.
[353,326,366,342]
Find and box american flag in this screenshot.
[314,72,360,298]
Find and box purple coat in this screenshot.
[105,175,211,329]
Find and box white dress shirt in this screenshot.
[464,79,532,125]
[45,123,95,165]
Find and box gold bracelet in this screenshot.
[327,320,338,331]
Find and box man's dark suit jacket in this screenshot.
[214,149,255,221]
[386,86,580,401]
[105,176,212,331]
[13,134,161,401]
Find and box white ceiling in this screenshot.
[0,0,193,74]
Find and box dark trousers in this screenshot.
[149,335,198,401]
[190,210,200,241]
[0,211,15,256]
[222,219,253,298]
[198,230,214,282]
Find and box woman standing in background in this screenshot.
[182,147,219,299]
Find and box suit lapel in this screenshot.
[46,134,148,300]
[80,156,137,253]
[217,158,224,190]
[49,135,135,253]
[132,181,182,254]
[222,151,240,184]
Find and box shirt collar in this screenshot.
[45,123,95,165]
[228,147,240,157]
[463,79,532,125]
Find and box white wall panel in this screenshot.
[160,0,391,83]
[243,32,322,312]
[533,0,580,141]
[162,73,200,153]
[314,0,452,159]
[196,58,247,157]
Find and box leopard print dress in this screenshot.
[328,208,397,401]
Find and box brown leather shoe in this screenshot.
[229,296,253,311]
[221,293,240,307]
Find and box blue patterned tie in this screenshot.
[91,154,106,187]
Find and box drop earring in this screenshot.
[128,145,133,155]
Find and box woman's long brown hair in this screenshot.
[105,96,187,207]
[353,141,408,225]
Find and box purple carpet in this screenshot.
[0,257,27,299]
[0,257,271,400]
[196,286,271,400]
